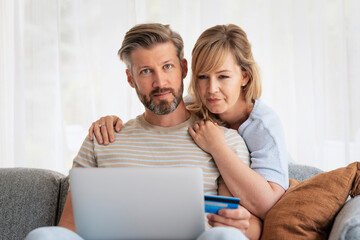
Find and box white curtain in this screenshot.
[1,0,359,174]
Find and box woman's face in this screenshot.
[196,52,249,116]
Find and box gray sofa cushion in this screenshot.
[0,168,65,240]
[329,196,360,240]
[289,163,323,181]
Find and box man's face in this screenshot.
[126,42,186,115]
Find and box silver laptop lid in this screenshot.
[70,167,205,240]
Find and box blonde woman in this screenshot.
[90,24,290,221]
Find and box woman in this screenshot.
[89,24,290,220]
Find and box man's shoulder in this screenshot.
[121,115,144,129]
[221,126,247,147]
[110,115,147,139]
[220,126,250,164]
[221,126,241,138]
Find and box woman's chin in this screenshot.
[207,107,226,115]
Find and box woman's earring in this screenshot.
[242,83,246,87]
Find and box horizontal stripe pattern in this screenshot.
[73,114,250,195]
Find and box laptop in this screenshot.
[69,167,205,240]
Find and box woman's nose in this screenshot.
[208,78,219,93]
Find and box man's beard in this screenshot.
[135,82,183,115]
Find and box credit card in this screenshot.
[204,195,240,214]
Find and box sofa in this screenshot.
[0,165,359,240]
[0,168,69,240]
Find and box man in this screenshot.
[26,23,260,240]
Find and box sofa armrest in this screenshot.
[329,196,360,240]
[56,175,70,225]
[0,168,65,239]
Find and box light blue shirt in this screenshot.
[238,100,290,190]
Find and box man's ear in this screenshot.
[126,69,135,88]
[182,59,188,79]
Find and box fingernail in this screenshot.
[104,141,108,145]
[110,138,114,142]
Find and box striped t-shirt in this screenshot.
[73,114,250,195]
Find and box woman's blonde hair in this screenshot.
[187,24,262,124]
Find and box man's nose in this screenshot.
[152,71,167,88]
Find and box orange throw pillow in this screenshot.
[261,162,360,240]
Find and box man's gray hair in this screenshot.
[118,23,184,72]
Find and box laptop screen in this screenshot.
[70,167,205,240]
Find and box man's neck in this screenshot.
[143,101,191,127]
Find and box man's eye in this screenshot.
[164,64,172,70]
[141,69,151,74]
[198,75,208,79]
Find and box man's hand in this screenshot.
[188,120,225,154]
[207,206,250,234]
[88,115,123,144]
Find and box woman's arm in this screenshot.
[215,182,262,240]
[189,120,284,219]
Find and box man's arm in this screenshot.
[58,191,76,232]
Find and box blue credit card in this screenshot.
[204,195,240,214]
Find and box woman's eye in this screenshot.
[198,75,208,79]
[164,64,172,70]
[219,75,229,79]
[140,69,151,74]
